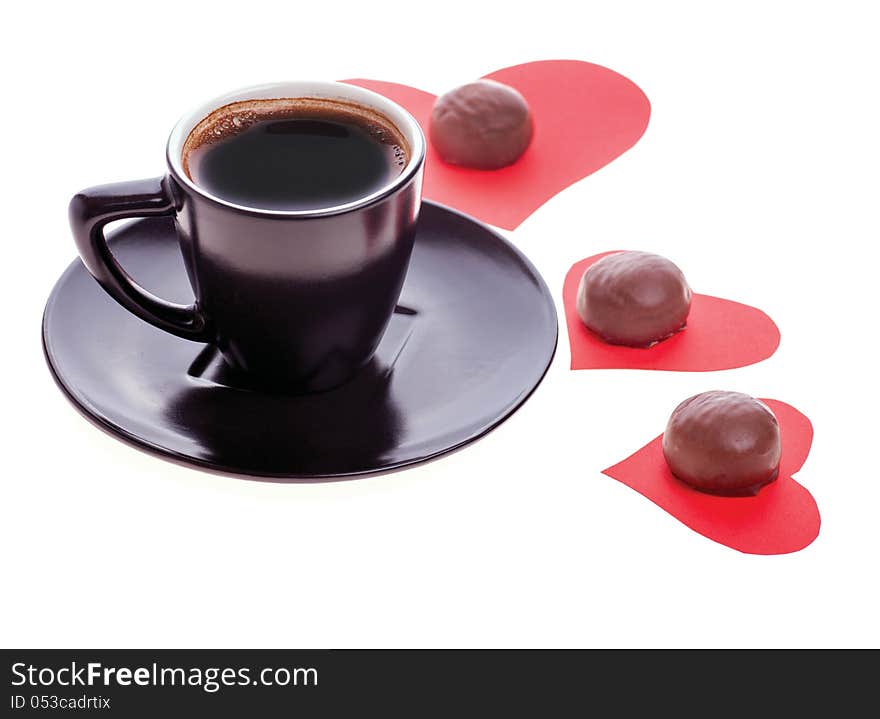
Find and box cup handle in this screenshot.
[69,176,212,342]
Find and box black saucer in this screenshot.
[43,201,557,480]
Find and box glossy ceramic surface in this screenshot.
[68,81,427,392]
[43,202,558,480]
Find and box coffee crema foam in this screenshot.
[182,97,409,180]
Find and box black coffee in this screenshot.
[183,98,408,211]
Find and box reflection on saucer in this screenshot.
[169,350,403,477]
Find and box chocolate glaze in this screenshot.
[662,391,782,496]
[430,80,533,170]
[576,251,692,347]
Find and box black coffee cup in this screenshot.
[69,81,426,392]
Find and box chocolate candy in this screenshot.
[662,391,782,496]
[576,251,692,347]
[430,80,533,170]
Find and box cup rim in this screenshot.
[165,80,426,218]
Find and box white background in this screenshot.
[1,0,878,648]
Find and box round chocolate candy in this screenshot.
[576,251,692,347]
[430,80,533,170]
[662,391,782,496]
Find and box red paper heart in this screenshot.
[603,399,819,555]
[564,252,781,371]
[345,60,651,230]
